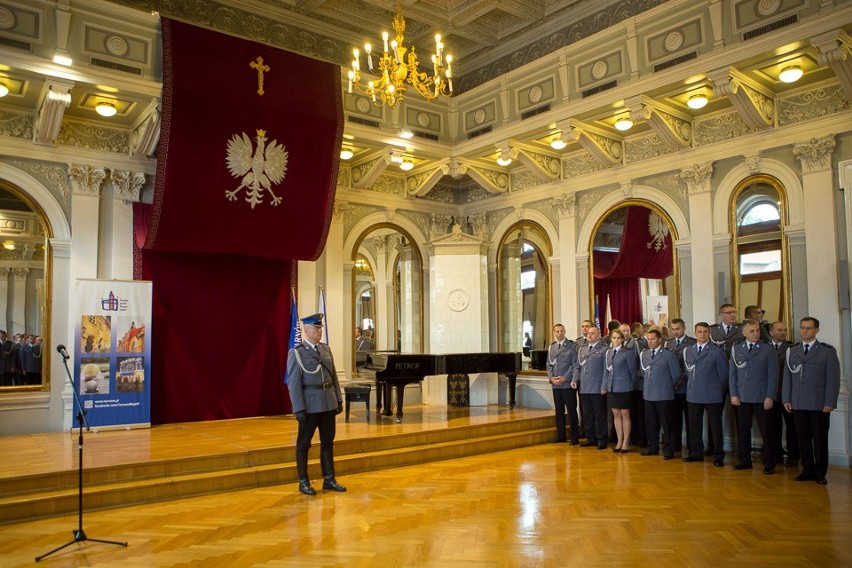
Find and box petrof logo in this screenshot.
[101,291,120,311]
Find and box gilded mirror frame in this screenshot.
[728,174,791,330]
[495,220,553,353]
[0,180,53,392]
[587,199,681,325]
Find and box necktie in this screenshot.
[676,339,681,347]
[748,343,753,352]
[775,343,780,350]
[804,344,810,355]
[724,325,729,335]
[697,345,703,354]
[651,349,656,359]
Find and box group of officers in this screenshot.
[0,330,43,387]
[547,304,841,485]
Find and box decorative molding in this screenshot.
[510,169,546,192]
[406,159,452,197]
[12,267,29,280]
[68,164,106,197]
[679,162,714,196]
[431,213,454,237]
[351,155,390,189]
[34,79,74,145]
[58,121,130,154]
[551,192,577,218]
[793,135,836,173]
[370,173,406,196]
[454,158,510,194]
[110,170,145,202]
[6,159,69,199]
[812,30,852,101]
[708,67,774,130]
[626,95,692,149]
[384,207,396,222]
[333,200,352,223]
[563,120,623,166]
[694,111,752,146]
[620,181,633,200]
[562,151,607,178]
[777,84,849,126]
[624,134,676,163]
[467,212,486,239]
[0,109,34,140]
[130,99,161,158]
[502,140,561,182]
[744,153,761,173]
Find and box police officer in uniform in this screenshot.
[286,313,346,495]
[782,317,840,485]
[665,318,696,455]
[640,329,681,459]
[729,319,778,474]
[768,321,798,467]
[572,327,609,449]
[709,303,743,358]
[546,324,579,444]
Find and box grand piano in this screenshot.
[366,352,522,422]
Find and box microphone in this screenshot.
[56,344,70,360]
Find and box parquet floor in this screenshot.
[2,440,850,567]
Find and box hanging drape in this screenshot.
[593,206,673,326]
[132,18,341,424]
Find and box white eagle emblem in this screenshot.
[225,129,288,208]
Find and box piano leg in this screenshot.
[395,385,405,422]
[375,379,383,415]
[382,382,394,417]
[508,373,517,408]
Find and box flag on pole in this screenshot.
[605,294,613,328]
[318,287,329,345]
[283,289,301,384]
[594,295,601,330]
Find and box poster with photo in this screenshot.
[73,279,153,429]
[645,295,668,328]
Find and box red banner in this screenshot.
[148,18,342,260]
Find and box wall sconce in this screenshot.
[95,102,117,117]
[340,147,354,160]
[0,83,8,98]
[687,93,708,109]
[778,65,803,83]
[614,116,633,131]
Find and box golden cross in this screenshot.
[250,56,270,96]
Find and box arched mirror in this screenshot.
[497,222,551,360]
[730,175,789,326]
[0,183,49,390]
[589,202,679,330]
[352,225,423,372]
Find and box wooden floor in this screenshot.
[1,407,850,567]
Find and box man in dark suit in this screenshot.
[783,317,841,485]
[768,321,798,467]
[546,324,579,444]
[640,328,681,459]
[665,318,696,455]
[682,322,729,466]
[287,313,346,495]
[729,319,778,474]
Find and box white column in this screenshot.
[11,268,28,335]
[681,162,716,321]
[0,267,9,332]
[500,239,522,353]
[324,205,346,374]
[101,170,145,280]
[373,236,388,350]
[68,165,105,281]
[553,192,578,329]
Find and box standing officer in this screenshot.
[710,303,743,358]
[572,327,608,449]
[546,324,579,444]
[287,313,346,495]
[768,321,798,467]
[640,329,681,459]
[729,319,778,474]
[783,317,840,485]
[682,322,729,466]
[665,318,696,455]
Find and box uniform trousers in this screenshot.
[580,393,608,444]
[770,403,799,464]
[295,409,337,453]
[686,402,724,461]
[644,400,674,456]
[672,393,690,453]
[793,409,831,480]
[631,390,646,445]
[552,388,579,443]
[735,403,775,467]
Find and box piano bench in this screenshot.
[344,384,371,423]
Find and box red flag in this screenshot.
[148,18,342,261]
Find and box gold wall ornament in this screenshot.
[250,56,269,96]
[347,0,453,108]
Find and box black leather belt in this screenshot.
[304,383,334,390]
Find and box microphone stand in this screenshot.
[36,347,128,562]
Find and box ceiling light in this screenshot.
[399,158,414,171]
[399,129,414,139]
[340,147,354,160]
[496,157,512,166]
[687,94,708,109]
[550,132,567,150]
[614,116,633,131]
[0,83,8,97]
[2,240,15,251]
[95,102,117,117]
[53,54,73,66]
[779,65,803,83]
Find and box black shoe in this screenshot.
[816,478,827,485]
[763,466,775,475]
[550,437,567,443]
[612,447,621,453]
[794,473,815,482]
[621,449,629,454]
[713,460,724,467]
[597,443,608,450]
[322,478,347,492]
[733,463,753,470]
[298,481,317,495]
[641,449,659,456]
[580,440,596,447]
[662,454,674,460]
[568,440,579,446]
[682,456,702,463]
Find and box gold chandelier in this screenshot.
[347,0,453,109]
